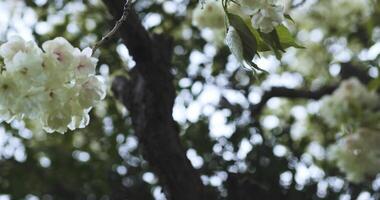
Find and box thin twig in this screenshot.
[92,0,132,54]
[291,0,307,9]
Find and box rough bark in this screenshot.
[102,0,205,199]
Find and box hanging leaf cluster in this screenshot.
[222,0,303,71]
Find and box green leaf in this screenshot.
[258,30,284,59]
[225,13,302,70]
[275,25,304,49]
[284,14,295,23]
[226,13,259,69]
[243,19,271,52]
[255,25,303,59]
[249,25,303,53]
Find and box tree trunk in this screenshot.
[102,0,205,199]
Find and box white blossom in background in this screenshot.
[192,0,285,33]
[319,78,379,128]
[292,0,373,33]
[192,0,226,46]
[328,128,380,183]
[0,36,106,133]
[239,0,285,33]
[315,78,380,183]
[192,0,225,30]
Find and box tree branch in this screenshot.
[102,0,153,64]
[102,0,205,199]
[250,62,372,119]
[250,85,337,118]
[92,0,132,53]
[291,0,307,9]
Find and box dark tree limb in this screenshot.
[291,0,307,8]
[102,0,205,199]
[250,62,372,119]
[250,85,338,118]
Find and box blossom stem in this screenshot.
[92,0,132,54]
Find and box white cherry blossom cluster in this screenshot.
[328,128,380,183]
[0,36,106,133]
[316,78,380,182]
[192,0,225,30]
[320,78,379,128]
[192,0,227,45]
[293,0,373,34]
[239,0,285,33]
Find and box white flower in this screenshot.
[191,0,227,46]
[292,0,373,34]
[42,37,79,68]
[0,72,21,107]
[74,47,97,79]
[0,36,40,61]
[192,0,225,30]
[78,76,106,109]
[320,78,379,128]
[13,87,48,119]
[68,110,90,131]
[239,0,285,33]
[328,128,380,183]
[251,4,284,33]
[44,109,72,133]
[0,36,26,60]
[0,36,106,133]
[202,28,227,46]
[0,107,13,122]
[43,53,74,88]
[0,36,43,72]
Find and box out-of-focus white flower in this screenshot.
[292,0,373,34]
[0,36,106,133]
[328,128,380,183]
[202,28,227,46]
[192,0,225,30]
[320,78,379,128]
[191,0,227,46]
[319,78,380,183]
